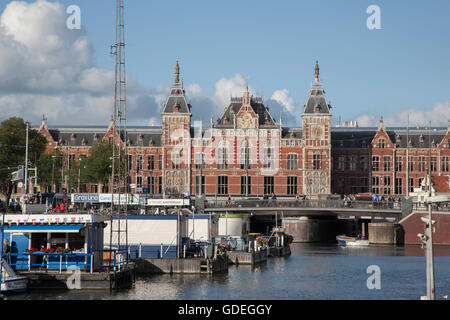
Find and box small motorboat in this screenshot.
[336,235,370,247]
[1,259,28,293]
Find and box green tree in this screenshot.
[85,140,114,185]
[0,117,46,203]
[36,149,63,192]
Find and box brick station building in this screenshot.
[35,61,450,199]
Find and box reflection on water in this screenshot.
[5,244,450,300]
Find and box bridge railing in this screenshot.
[205,199,402,211]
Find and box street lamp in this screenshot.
[420,195,450,300]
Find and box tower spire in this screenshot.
[175,60,180,84]
[314,60,320,83]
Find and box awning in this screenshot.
[3,224,84,233]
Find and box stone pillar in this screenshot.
[368,222,396,244]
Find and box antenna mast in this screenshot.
[110,0,128,260]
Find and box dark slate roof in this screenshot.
[216,96,277,128]
[387,129,446,148]
[282,127,303,139]
[303,82,331,114]
[46,126,163,147]
[162,83,191,114]
[331,130,375,148]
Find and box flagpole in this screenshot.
[1,212,5,290]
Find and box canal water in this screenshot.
[5,243,450,300]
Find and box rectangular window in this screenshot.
[441,156,449,172]
[287,176,297,195]
[264,176,274,195]
[195,153,205,170]
[287,154,298,170]
[418,156,426,172]
[349,177,357,194]
[195,175,205,195]
[395,156,403,171]
[349,156,357,171]
[378,139,385,149]
[263,148,274,169]
[241,176,252,195]
[147,176,155,194]
[372,187,379,195]
[136,155,143,172]
[384,176,391,186]
[218,148,228,169]
[360,156,368,172]
[383,156,391,172]
[217,176,228,195]
[408,156,414,172]
[147,155,155,170]
[313,154,321,170]
[372,156,379,171]
[338,156,345,171]
[158,176,162,194]
[395,178,403,195]
[372,176,379,186]
[158,155,162,170]
[136,176,143,188]
[409,178,414,193]
[172,152,180,169]
[127,155,132,172]
[430,157,437,172]
[240,146,251,170]
[360,177,369,193]
[383,187,391,195]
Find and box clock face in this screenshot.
[311,125,323,140]
[240,113,253,128]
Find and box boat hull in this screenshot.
[1,277,28,293]
[336,236,370,247]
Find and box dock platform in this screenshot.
[16,266,135,290]
[133,256,228,274]
[227,249,268,265]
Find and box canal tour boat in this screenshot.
[1,259,28,293]
[336,235,370,247]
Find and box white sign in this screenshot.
[98,193,139,205]
[147,199,190,206]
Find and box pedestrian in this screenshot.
[55,203,60,213]
[60,202,65,213]
[3,238,11,264]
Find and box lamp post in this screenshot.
[51,155,56,193]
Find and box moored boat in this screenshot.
[336,235,370,247]
[1,259,28,293]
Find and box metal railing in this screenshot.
[205,199,402,210]
[2,252,93,273]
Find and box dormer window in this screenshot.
[149,139,154,146]
[362,140,366,148]
[408,139,413,147]
[290,133,295,139]
[127,139,131,146]
[396,135,401,143]
[71,134,76,141]
[138,134,143,142]
[58,138,64,145]
[93,134,98,141]
[81,138,87,146]
[431,140,436,148]
[224,117,229,124]
[314,105,321,113]
[173,104,180,112]
[419,135,424,143]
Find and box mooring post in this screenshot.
[160,243,163,259]
[139,243,142,258]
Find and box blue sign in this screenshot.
[72,193,99,203]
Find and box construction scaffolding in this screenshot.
[109,0,129,262]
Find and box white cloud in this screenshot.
[271,89,296,113]
[355,101,450,127]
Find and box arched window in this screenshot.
[240,140,252,170]
[217,141,228,169]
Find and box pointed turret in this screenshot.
[162,61,191,114]
[303,61,331,114]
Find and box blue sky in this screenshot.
[0,0,449,127]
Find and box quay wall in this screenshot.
[133,257,228,274]
[282,217,351,243]
[227,249,267,265]
[400,211,450,245]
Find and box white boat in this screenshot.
[1,259,28,293]
[336,235,370,247]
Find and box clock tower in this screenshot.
[301,61,332,196]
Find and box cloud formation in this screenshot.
[355,101,450,127]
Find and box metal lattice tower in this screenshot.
[109,0,129,260]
